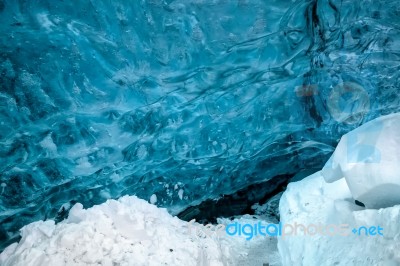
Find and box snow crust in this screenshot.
[0,196,233,266]
[0,196,281,266]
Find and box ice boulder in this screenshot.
[278,171,400,266]
[322,113,400,208]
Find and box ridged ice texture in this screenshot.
[0,0,399,248]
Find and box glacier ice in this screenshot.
[279,114,400,265]
[322,113,400,208]
[1,0,400,250]
[278,171,400,266]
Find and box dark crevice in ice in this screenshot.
[177,173,294,224]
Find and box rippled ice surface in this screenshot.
[0,0,400,248]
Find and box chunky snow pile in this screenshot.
[278,172,400,265]
[0,196,236,266]
[322,113,400,208]
[0,195,282,266]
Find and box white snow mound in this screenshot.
[0,196,234,266]
[0,195,282,266]
[278,114,400,265]
[278,172,400,265]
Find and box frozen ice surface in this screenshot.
[278,171,400,266]
[322,113,400,208]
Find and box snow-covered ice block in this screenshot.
[278,171,400,266]
[322,113,400,208]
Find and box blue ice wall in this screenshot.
[1,0,400,248]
